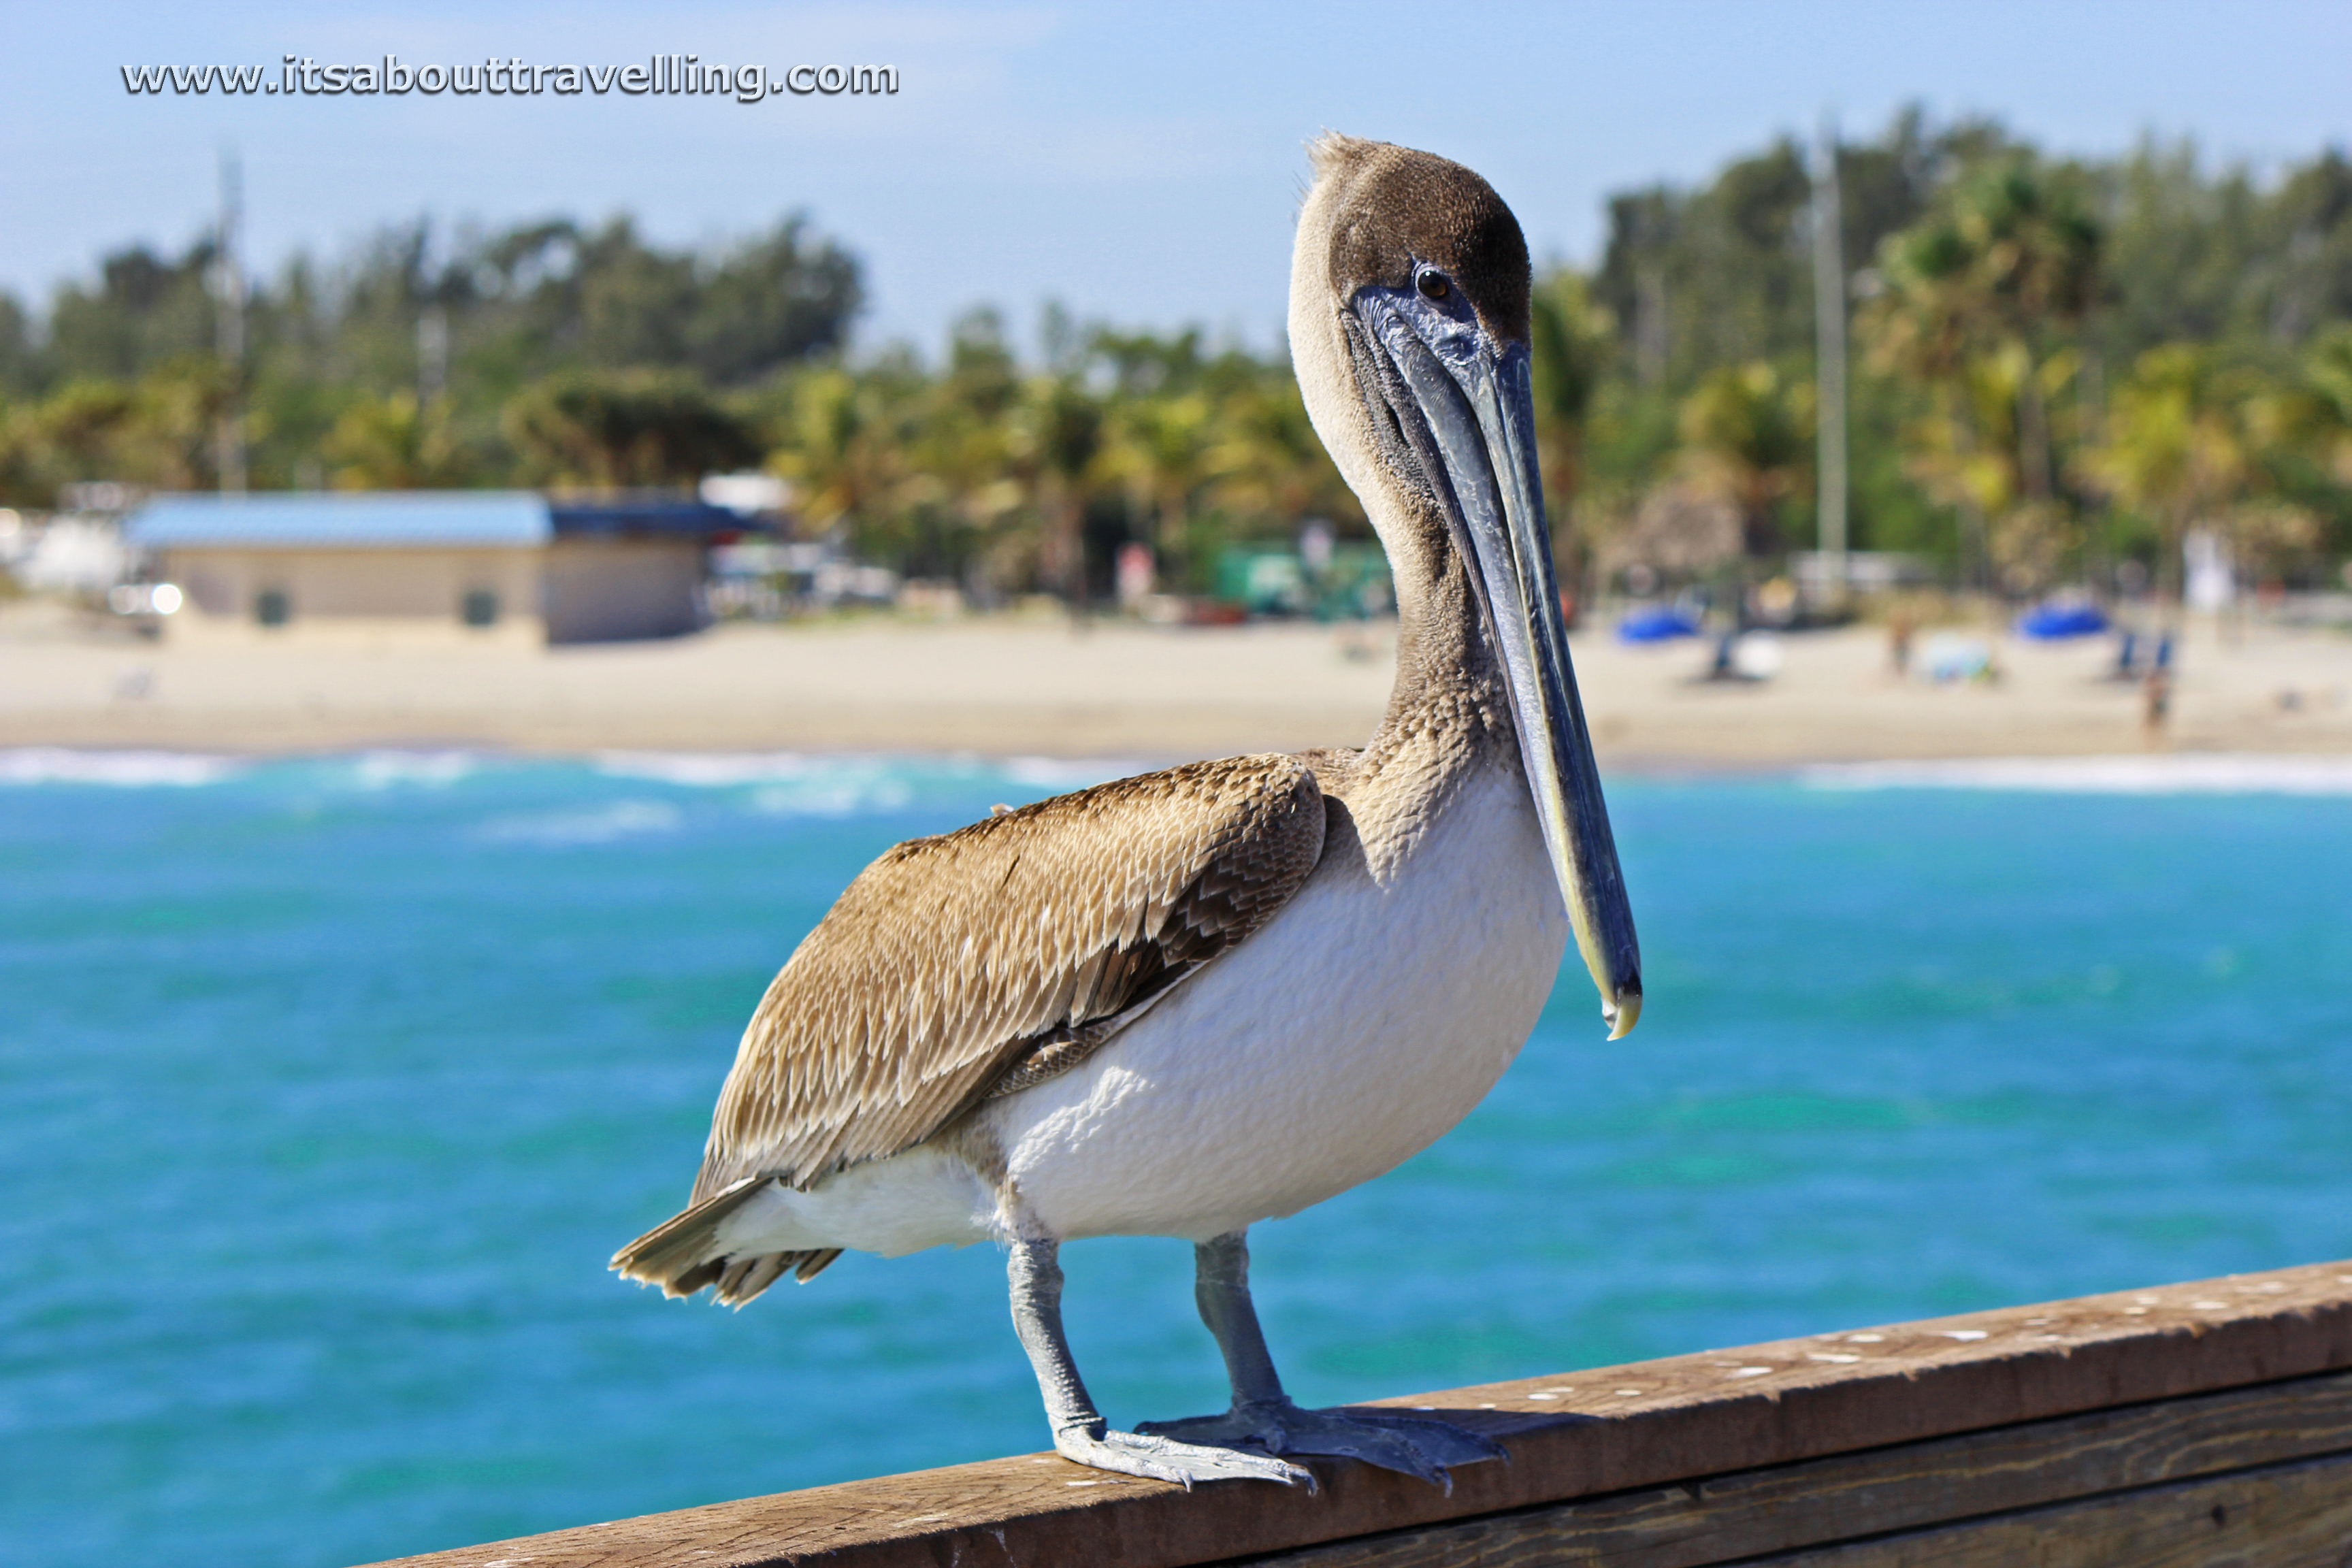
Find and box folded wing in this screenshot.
[614,754,1326,1297]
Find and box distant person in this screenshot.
[1709,630,1737,681]
[1888,612,1914,679]
[2143,667,2172,748]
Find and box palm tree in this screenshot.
[1102,391,1212,591]
[1020,374,1104,603]
[2080,345,2256,604]
[1675,361,1814,559]
[502,368,760,489]
[1862,159,2100,590]
[1529,271,1614,508]
[2257,325,2352,487]
[1201,375,1358,537]
[768,365,918,564]
[1946,163,2100,502]
[1529,270,1616,603]
[895,311,1032,587]
[16,361,236,495]
[322,392,462,489]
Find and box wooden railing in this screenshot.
[365,1258,2352,1567]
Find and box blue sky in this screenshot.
[6,2,2349,359]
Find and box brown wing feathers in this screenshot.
[685,754,1326,1208]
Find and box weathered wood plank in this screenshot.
[1756,1450,2352,1567]
[359,1258,2352,1568]
[1226,1369,2352,1565]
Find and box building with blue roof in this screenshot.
[125,491,744,642]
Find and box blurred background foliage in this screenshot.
[3,107,2351,601]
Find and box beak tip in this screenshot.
[1603,985,1643,1041]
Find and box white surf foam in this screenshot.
[593,749,1143,817]
[0,748,244,787]
[593,751,818,787]
[593,751,1143,790]
[594,751,918,816]
[999,755,1148,789]
[1803,755,2352,796]
[348,751,478,789]
[474,800,683,846]
[746,779,913,817]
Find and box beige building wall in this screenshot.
[158,538,706,643]
[542,538,704,644]
[165,547,544,625]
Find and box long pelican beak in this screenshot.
[1349,285,1643,1038]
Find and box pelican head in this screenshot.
[1292,134,1642,1038]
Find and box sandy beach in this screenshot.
[3,600,2349,766]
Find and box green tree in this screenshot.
[1529,272,1613,506]
[1675,361,1815,558]
[1861,157,2102,589]
[2257,325,2352,489]
[1104,392,1211,573]
[1022,374,1105,601]
[1201,376,1356,538]
[44,244,218,383]
[2081,346,2261,601]
[766,361,925,564]
[0,295,39,397]
[0,361,235,501]
[323,393,465,489]
[503,370,761,489]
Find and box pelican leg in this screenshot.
[1007,1236,1309,1490]
[1135,1231,1508,1492]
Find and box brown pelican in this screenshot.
[614,133,1642,1490]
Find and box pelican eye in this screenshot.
[1416,269,1450,301]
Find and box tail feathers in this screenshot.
[714,1247,843,1305]
[612,1179,844,1306]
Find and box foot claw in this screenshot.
[1054,1424,1313,1490]
[1136,1399,1505,1490]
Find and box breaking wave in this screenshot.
[1802,754,2352,796]
[0,748,244,787]
[346,751,479,789]
[472,800,683,846]
[593,750,1137,816]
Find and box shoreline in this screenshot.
[12,745,2352,801]
[4,604,2349,768]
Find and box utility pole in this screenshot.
[1810,118,1848,603]
[214,147,248,494]
[416,306,450,406]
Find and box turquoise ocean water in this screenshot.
[2,748,2347,1566]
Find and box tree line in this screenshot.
[3,108,2349,603]
[1573,109,2352,599]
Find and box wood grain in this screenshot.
[357,1258,2352,1568]
[1228,1369,2352,1565]
[1758,1450,2352,1567]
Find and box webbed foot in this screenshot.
[1137,1397,1505,1492]
[1054,1420,1313,1490]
